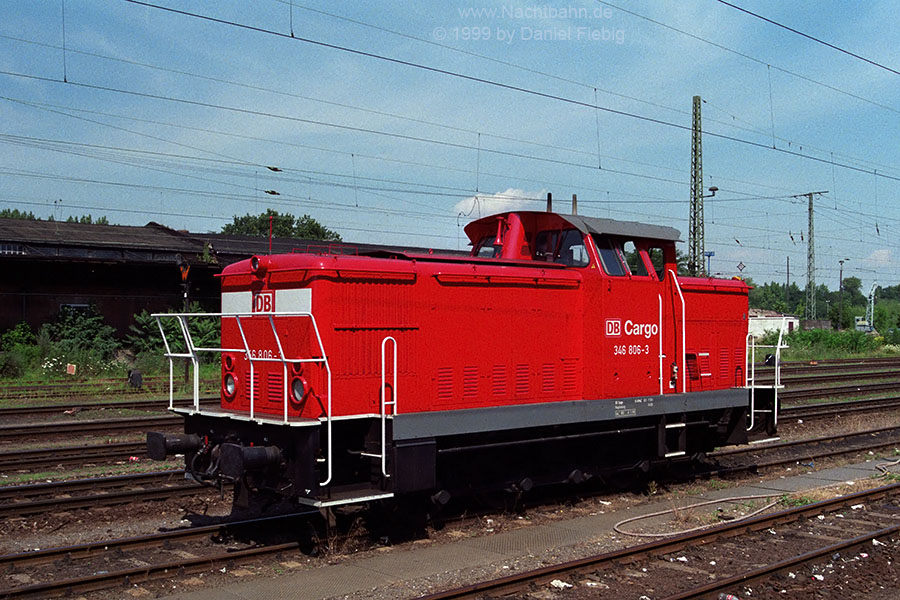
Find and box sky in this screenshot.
[1,1,899,296]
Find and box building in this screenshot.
[748,308,799,338]
[0,218,459,336]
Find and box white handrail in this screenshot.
[745,317,788,432]
[667,269,686,394]
[380,336,398,478]
[153,310,335,486]
[746,331,757,431]
[657,294,664,395]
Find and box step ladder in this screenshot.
[359,336,398,479]
[745,317,788,442]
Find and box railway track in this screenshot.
[782,394,900,420]
[0,470,200,519]
[420,483,900,599]
[0,393,892,476]
[758,368,900,387]
[0,415,181,442]
[0,378,217,401]
[780,379,900,402]
[0,418,898,597]
[0,511,316,599]
[0,397,218,418]
[0,440,146,471]
[4,418,898,523]
[705,424,900,479]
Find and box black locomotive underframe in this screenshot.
[177,387,764,502]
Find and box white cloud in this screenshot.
[453,187,546,217]
[867,248,892,267]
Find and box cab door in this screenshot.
[585,235,675,399]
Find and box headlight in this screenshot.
[291,377,307,403]
[223,373,236,398]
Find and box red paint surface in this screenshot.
[218,212,749,419]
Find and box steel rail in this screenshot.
[0,479,204,519]
[0,470,185,501]
[758,369,900,386]
[782,394,900,420]
[0,397,218,417]
[0,441,146,471]
[0,415,181,442]
[418,483,900,599]
[781,380,900,401]
[660,523,900,599]
[0,512,317,598]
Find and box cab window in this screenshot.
[623,241,649,277]
[555,229,589,267]
[647,247,666,280]
[474,235,501,258]
[533,229,589,267]
[533,230,559,261]
[592,234,627,276]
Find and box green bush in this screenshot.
[42,306,119,358]
[0,343,41,379]
[0,351,23,378]
[764,328,883,360]
[38,306,120,376]
[0,322,35,350]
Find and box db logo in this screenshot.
[252,291,274,313]
[605,319,621,337]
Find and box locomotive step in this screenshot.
[295,484,394,508]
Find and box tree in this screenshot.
[66,214,109,225]
[675,248,690,276]
[840,276,865,306]
[748,281,787,313]
[0,209,36,220]
[222,209,341,241]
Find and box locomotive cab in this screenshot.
[147,210,779,509]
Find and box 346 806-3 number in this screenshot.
[613,344,650,356]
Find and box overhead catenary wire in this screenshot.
[112,1,900,184]
[714,0,900,78]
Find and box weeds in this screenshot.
[778,493,814,507]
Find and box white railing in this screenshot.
[657,294,664,395]
[153,311,335,486]
[667,269,687,394]
[745,317,789,432]
[380,336,398,478]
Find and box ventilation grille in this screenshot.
[719,349,730,382]
[542,363,555,394]
[515,364,530,396]
[244,370,262,404]
[437,367,453,401]
[463,366,478,399]
[562,360,578,395]
[267,372,283,403]
[492,365,507,397]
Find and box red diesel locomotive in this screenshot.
[148,210,779,507]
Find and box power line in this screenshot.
[111,1,900,184]
[2,93,809,201]
[715,0,900,77]
[601,1,900,117]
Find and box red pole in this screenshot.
[268,215,273,254]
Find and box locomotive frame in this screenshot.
[147,210,785,508]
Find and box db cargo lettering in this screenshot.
[624,320,658,339]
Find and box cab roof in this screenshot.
[464,211,681,244]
